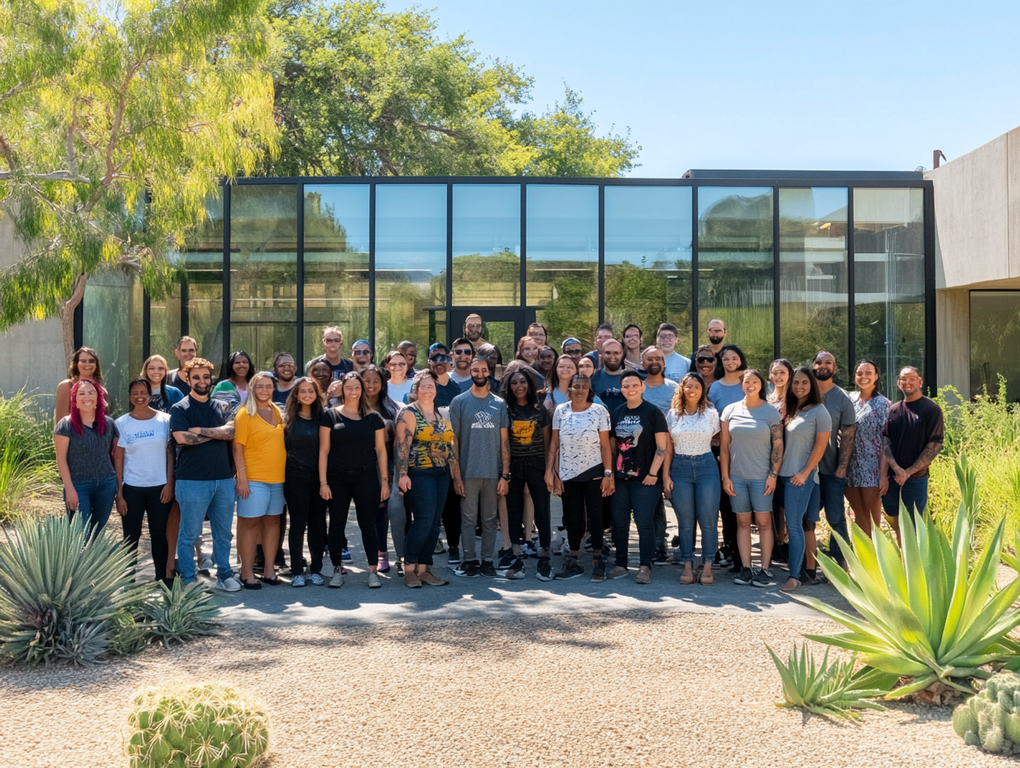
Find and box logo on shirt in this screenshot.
[512,419,536,444]
[471,410,497,429]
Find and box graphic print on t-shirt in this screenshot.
[614,414,645,478]
[471,408,497,429]
[512,418,537,445]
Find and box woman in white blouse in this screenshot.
[663,372,721,585]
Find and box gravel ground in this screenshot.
[1,611,1013,768]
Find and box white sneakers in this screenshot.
[329,568,345,588]
[367,571,382,589]
[216,575,242,592]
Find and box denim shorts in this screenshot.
[729,476,772,514]
[236,481,285,518]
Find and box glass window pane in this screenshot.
[376,184,447,352]
[453,184,520,307]
[527,185,598,346]
[971,291,1020,402]
[698,187,774,369]
[181,192,224,369]
[231,185,298,371]
[853,188,925,389]
[304,185,370,367]
[605,186,692,352]
[149,289,181,364]
[779,188,848,374]
[83,269,143,413]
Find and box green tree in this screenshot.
[265,0,638,177]
[0,0,279,358]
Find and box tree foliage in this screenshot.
[265,0,639,178]
[0,0,279,357]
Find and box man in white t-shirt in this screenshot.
[656,322,690,382]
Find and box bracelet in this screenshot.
[320,482,328,486]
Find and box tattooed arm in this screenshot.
[834,424,856,479]
[190,423,235,441]
[766,423,784,495]
[644,433,668,486]
[173,430,211,446]
[904,441,942,479]
[395,410,415,492]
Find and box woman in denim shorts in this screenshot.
[719,369,783,588]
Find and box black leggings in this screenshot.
[326,468,381,567]
[561,473,604,553]
[441,485,462,550]
[120,484,171,581]
[507,458,551,549]
[284,470,327,574]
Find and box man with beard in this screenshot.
[426,343,463,408]
[450,357,510,578]
[656,322,691,381]
[449,337,475,388]
[590,339,641,413]
[640,346,679,415]
[169,336,198,396]
[706,318,727,356]
[271,352,299,406]
[464,313,488,352]
[810,351,857,575]
[169,358,241,591]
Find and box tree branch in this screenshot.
[67,99,79,176]
[0,171,91,182]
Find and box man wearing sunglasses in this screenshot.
[561,337,584,359]
[304,325,353,379]
[350,340,374,372]
[449,337,475,388]
[426,343,462,409]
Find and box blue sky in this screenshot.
[391,0,1020,176]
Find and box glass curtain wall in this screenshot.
[527,185,599,346]
[181,191,225,367]
[970,291,1020,402]
[779,188,849,374]
[303,185,370,367]
[853,188,926,389]
[698,187,774,369]
[82,270,143,413]
[605,186,693,350]
[452,184,520,307]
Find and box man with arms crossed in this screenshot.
[450,357,510,578]
[169,358,241,591]
[882,366,944,538]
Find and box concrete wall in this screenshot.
[0,215,65,408]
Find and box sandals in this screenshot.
[698,568,714,585]
[679,565,696,585]
[781,578,801,593]
[258,575,281,586]
[242,579,262,590]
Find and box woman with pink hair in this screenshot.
[54,379,120,538]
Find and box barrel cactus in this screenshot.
[953,672,1020,754]
[126,683,269,767]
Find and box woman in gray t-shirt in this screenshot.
[777,368,831,593]
[719,369,783,588]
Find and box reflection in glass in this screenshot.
[698,187,774,369]
[229,185,298,371]
[970,291,1020,402]
[605,186,692,349]
[83,270,143,413]
[853,188,925,391]
[179,191,224,369]
[303,185,369,366]
[453,184,520,307]
[779,188,848,372]
[527,185,598,346]
[375,185,447,352]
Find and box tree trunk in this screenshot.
[58,273,88,362]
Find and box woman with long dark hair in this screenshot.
[767,357,796,563]
[283,377,327,586]
[141,354,184,412]
[663,372,721,586]
[719,368,783,588]
[213,350,254,416]
[55,346,104,424]
[708,344,748,570]
[497,369,552,580]
[845,358,891,539]
[778,367,831,592]
[395,371,460,588]
[768,359,795,419]
[362,364,400,574]
[54,380,119,538]
[546,374,613,581]
[115,378,174,584]
[319,371,390,589]
[536,345,558,381]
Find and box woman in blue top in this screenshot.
[777,368,831,593]
[141,355,184,413]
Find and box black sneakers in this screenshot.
[591,558,606,582]
[454,560,480,578]
[752,569,775,588]
[536,558,553,582]
[555,557,584,580]
[732,566,755,585]
[478,561,497,578]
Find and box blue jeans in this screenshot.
[670,453,720,565]
[810,473,849,565]
[175,478,236,582]
[65,474,117,539]
[403,467,450,565]
[882,475,929,519]
[611,479,662,568]
[781,472,819,580]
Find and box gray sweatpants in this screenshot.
[460,477,499,563]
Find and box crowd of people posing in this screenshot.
[52,315,944,595]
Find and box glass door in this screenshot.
[449,308,535,374]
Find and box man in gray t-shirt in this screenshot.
[449,358,510,575]
[811,352,858,566]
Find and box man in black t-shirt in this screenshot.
[271,352,298,406]
[304,325,353,379]
[169,358,240,592]
[609,371,668,584]
[882,366,944,528]
[590,338,645,413]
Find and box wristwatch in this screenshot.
[603,470,613,478]
[501,473,511,481]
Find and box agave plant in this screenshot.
[768,643,897,721]
[793,455,1020,698]
[0,517,148,666]
[143,578,221,647]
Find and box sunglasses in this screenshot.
[564,349,582,356]
[453,349,473,355]
[353,350,371,356]
[696,357,716,364]
[430,355,452,363]
[324,337,342,343]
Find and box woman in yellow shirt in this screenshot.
[234,372,287,589]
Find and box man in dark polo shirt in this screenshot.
[882,365,944,533]
[169,358,241,591]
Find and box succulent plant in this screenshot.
[126,683,269,768]
[142,578,221,647]
[109,611,148,656]
[953,672,1020,754]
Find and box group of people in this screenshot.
[52,314,944,594]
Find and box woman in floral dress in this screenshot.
[844,359,890,537]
